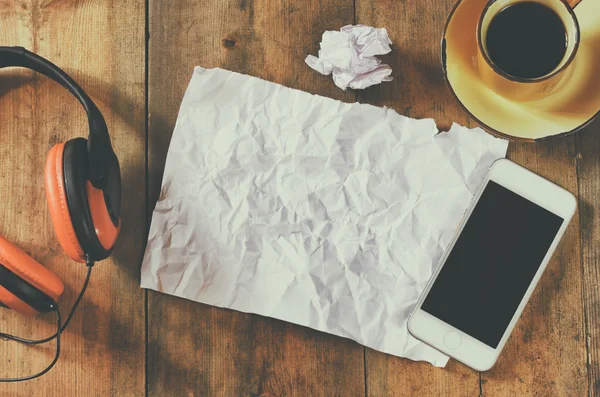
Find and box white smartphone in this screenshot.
[408,159,576,371]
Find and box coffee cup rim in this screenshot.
[476,0,581,83]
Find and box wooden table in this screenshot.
[0,0,598,396]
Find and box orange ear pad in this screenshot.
[45,143,86,263]
[0,236,64,316]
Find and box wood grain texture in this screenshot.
[0,0,594,395]
[147,0,364,396]
[0,0,146,395]
[355,0,480,395]
[482,139,587,397]
[575,120,600,397]
[355,0,472,130]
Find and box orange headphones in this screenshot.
[0,47,121,382]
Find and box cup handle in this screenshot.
[567,0,582,8]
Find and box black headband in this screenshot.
[0,46,114,190]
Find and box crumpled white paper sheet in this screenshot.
[305,24,393,90]
[141,67,509,367]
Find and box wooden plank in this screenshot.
[575,121,600,397]
[147,0,365,396]
[481,139,587,396]
[355,0,474,130]
[355,0,480,395]
[0,1,146,395]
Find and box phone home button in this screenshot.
[443,331,462,350]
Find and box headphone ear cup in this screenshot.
[46,138,119,263]
[45,143,86,263]
[0,236,64,316]
[61,138,116,261]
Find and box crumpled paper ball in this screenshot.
[305,24,393,90]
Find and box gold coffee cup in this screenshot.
[442,0,600,140]
[477,0,582,101]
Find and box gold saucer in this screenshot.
[443,0,600,140]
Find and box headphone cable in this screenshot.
[0,257,94,345]
[0,307,61,382]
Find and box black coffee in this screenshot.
[485,2,568,79]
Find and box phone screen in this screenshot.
[421,181,564,348]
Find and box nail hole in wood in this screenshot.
[223,39,237,48]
